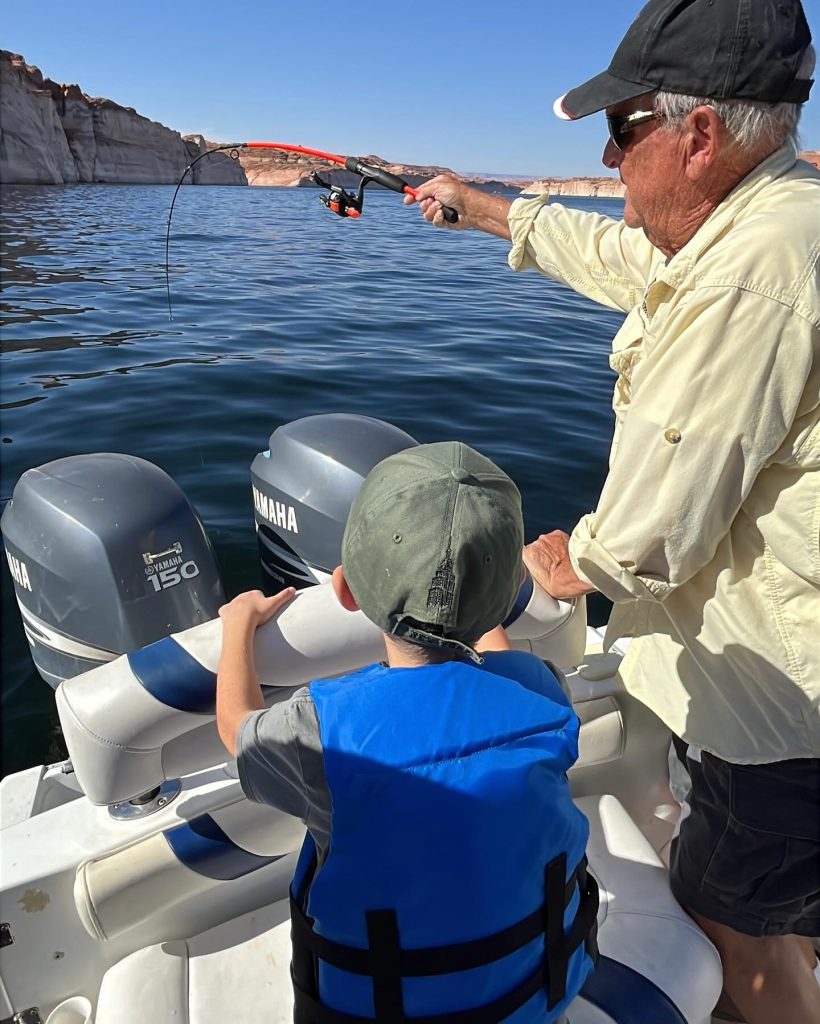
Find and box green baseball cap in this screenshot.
[342,441,524,663]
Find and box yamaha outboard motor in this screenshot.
[251,414,418,592]
[1,453,225,688]
[251,414,588,668]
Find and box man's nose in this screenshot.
[602,138,621,170]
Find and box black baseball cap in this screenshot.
[555,0,813,120]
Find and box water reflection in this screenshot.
[32,353,224,389]
[1,328,180,356]
[1,304,96,327]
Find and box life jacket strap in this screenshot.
[291,854,599,1024]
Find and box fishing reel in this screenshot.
[310,171,364,219]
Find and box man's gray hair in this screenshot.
[655,44,816,154]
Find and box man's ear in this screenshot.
[332,565,359,612]
[684,105,722,180]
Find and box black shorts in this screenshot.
[669,742,820,937]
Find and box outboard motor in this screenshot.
[251,413,418,592]
[251,414,587,668]
[1,453,225,688]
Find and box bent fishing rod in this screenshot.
[165,141,459,319]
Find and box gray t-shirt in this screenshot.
[237,685,332,860]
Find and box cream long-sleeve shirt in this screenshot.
[508,144,820,763]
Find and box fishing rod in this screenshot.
[165,141,458,319]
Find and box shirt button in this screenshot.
[664,427,682,444]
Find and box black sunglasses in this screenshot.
[606,109,663,151]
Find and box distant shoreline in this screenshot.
[2,50,816,191]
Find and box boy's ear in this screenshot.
[332,565,359,612]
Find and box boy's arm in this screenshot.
[474,624,512,653]
[216,588,295,757]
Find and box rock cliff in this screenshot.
[518,152,820,198]
[236,147,458,190]
[0,51,246,185]
[236,147,625,199]
[519,177,625,198]
[3,50,816,191]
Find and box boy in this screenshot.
[217,441,597,1023]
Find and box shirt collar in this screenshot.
[658,142,799,288]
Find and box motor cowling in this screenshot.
[1,453,225,688]
[251,413,418,592]
[250,414,587,667]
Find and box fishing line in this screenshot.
[165,144,242,320]
[164,142,458,320]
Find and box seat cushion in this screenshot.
[96,795,723,1024]
[96,899,294,1024]
[572,795,722,1024]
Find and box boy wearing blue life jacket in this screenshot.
[216,441,598,1024]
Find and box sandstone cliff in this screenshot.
[236,147,458,190]
[519,177,625,198]
[0,51,246,186]
[237,147,625,200]
[3,50,816,192]
[522,152,820,198]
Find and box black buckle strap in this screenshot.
[291,855,599,1024]
[367,910,404,1021]
[293,958,550,1024]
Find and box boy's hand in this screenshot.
[216,588,296,757]
[219,588,296,634]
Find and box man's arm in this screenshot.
[404,176,513,238]
[216,588,295,757]
[508,198,663,312]
[567,286,817,602]
[406,176,663,313]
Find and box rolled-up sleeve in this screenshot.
[508,196,662,313]
[569,285,816,602]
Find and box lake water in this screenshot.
[0,183,626,778]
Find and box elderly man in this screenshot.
[408,1,819,1022]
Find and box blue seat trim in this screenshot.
[128,637,216,714]
[164,812,284,881]
[578,955,688,1024]
[502,572,534,629]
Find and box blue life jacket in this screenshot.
[290,651,598,1024]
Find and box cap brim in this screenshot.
[554,69,654,120]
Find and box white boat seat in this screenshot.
[569,795,722,1024]
[95,899,295,1024]
[94,795,722,1024]
[56,580,583,807]
[74,796,304,941]
[56,583,387,807]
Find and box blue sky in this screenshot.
[2,0,819,177]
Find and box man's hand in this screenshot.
[404,175,512,239]
[404,175,469,229]
[523,531,595,600]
